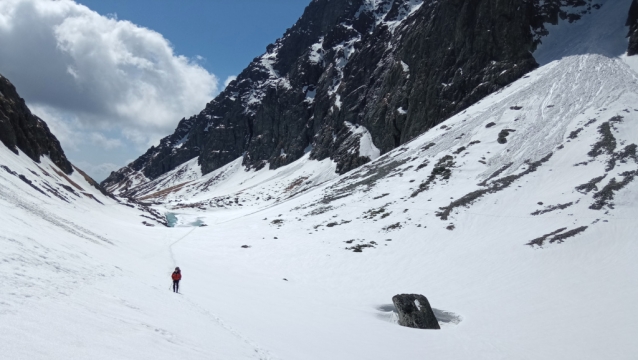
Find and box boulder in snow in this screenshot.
[392,294,440,330]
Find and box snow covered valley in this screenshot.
[2,1,638,359]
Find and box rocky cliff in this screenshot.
[629,0,638,55]
[103,0,630,194]
[0,74,73,174]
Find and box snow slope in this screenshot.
[153,52,638,360]
[0,146,278,359]
[2,1,638,359]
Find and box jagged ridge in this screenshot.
[102,0,635,195]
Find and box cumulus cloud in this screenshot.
[0,0,220,181]
[0,0,218,145]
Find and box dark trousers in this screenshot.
[173,280,180,293]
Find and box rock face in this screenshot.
[102,0,611,193]
[629,0,638,55]
[0,74,73,174]
[392,294,440,330]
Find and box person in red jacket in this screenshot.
[172,267,182,293]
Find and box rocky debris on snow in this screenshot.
[1,165,49,198]
[437,153,553,221]
[531,202,574,216]
[528,226,589,247]
[453,146,467,155]
[81,192,104,205]
[326,220,351,227]
[319,157,410,204]
[478,164,513,187]
[345,239,377,253]
[142,221,154,227]
[608,144,638,171]
[485,122,496,128]
[41,182,70,202]
[392,294,440,330]
[373,193,390,199]
[382,222,402,232]
[575,175,607,194]
[308,206,333,216]
[415,160,430,171]
[568,128,583,139]
[411,155,455,197]
[584,118,598,127]
[497,129,516,144]
[421,143,436,152]
[588,121,618,159]
[590,171,637,210]
[57,183,80,198]
[363,204,391,220]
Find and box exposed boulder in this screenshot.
[392,294,440,330]
[0,74,73,174]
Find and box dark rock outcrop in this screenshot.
[628,0,638,55]
[392,294,440,330]
[102,0,607,193]
[0,74,73,174]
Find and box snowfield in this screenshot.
[2,1,638,359]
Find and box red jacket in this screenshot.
[172,272,181,281]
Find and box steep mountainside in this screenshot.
[104,0,636,194]
[0,74,73,174]
[629,0,638,55]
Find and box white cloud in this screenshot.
[90,133,123,150]
[0,0,218,146]
[30,103,123,151]
[224,75,237,88]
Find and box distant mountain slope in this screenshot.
[0,74,73,174]
[105,0,637,194]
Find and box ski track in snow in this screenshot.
[168,228,281,360]
[179,295,281,360]
[409,55,638,181]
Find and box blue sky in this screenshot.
[0,0,310,181]
[76,0,310,86]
